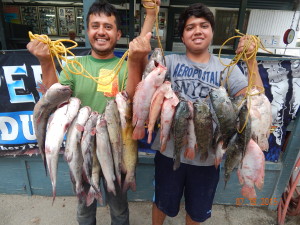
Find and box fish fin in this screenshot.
[64,151,73,163]
[200,151,208,161]
[36,82,48,94]
[76,124,85,132]
[132,125,145,140]
[184,147,195,160]
[214,157,222,169]
[52,186,56,206]
[86,186,103,206]
[173,156,181,171]
[241,185,257,199]
[237,169,244,185]
[90,128,97,136]
[160,142,167,152]
[255,179,264,190]
[122,175,136,193]
[147,129,153,144]
[107,184,116,196]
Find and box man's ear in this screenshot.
[117,30,122,40]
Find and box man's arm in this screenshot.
[27,39,58,88]
[125,0,160,99]
[234,35,264,96]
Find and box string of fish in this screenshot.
[218,29,272,133]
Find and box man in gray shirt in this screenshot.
[144,2,264,225]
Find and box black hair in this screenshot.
[86,1,121,30]
[178,3,215,38]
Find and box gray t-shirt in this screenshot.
[151,54,248,166]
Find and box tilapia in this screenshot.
[247,89,272,150]
[33,82,72,173]
[172,97,191,170]
[193,99,213,160]
[209,87,237,149]
[160,91,179,152]
[184,101,197,160]
[147,81,173,144]
[142,48,165,79]
[132,64,167,140]
[237,104,252,159]
[65,106,91,202]
[224,134,242,187]
[237,139,265,199]
[96,114,116,196]
[81,111,98,186]
[86,144,103,207]
[45,97,80,203]
[105,100,123,187]
[116,92,138,193]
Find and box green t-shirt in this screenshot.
[59,55,127,114]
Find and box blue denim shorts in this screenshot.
[154,151,220,223]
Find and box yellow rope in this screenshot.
[217,29,272,133]
[28,31,128,86]
[142,0,165,63]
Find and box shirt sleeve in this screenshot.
[58,66,74,91]
[226,64,248,97]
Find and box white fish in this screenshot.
[45,97,81,203]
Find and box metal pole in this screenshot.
[234,0,247,50]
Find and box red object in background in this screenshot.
[283,29,295,45]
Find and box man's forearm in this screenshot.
[247,59,264,92]
[40,60,58,88]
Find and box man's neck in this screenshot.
[91,51,115,60]
[186,50,211,64]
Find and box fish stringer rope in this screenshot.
[218,30,272,133]
[143,0,166,65]
[29,31,129,86]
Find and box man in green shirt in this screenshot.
[27,1,155,225]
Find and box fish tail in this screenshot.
[184,148,195,160]
[255,178,264,190]
[86,186,103,206]
[132,125,145,140]
[122,175,136,193]
[147,129,153,144]
[52,188,56,206]
[214,157,222,169]
[173,157,181,171]
[200,151,208,161]
[241,185,257,199]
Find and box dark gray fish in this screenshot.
[33,82,72,174]
[142,48,165,79]
[224,134,242,188]
[193,99,213,160]
[172,97,191,170]
[81,111,99,186]
[209,87,237,149]
[105,100,123,187]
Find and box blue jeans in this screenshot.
[77,178,129,225]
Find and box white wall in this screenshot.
[247,9,300,48]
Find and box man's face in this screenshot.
[181,16,213,54]
[87,13,121,58]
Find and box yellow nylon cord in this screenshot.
[142,0,165,62]
[218,30,272,133]
[29,31,129,86]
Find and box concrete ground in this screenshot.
[0,194,299,225]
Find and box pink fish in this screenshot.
[237,139,265,199]
[132,64,167,140]
[160,92,179,152]
[147,81,173,144]
[247,89,272,151]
